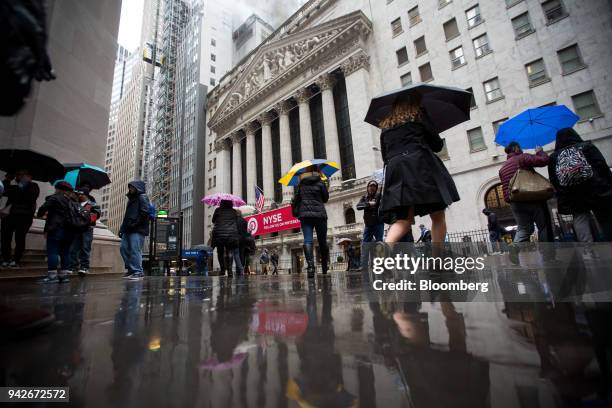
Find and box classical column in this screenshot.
[294,88,314,160]
[275,100,293,203]
[259,111,275,206]
[244,122,258,205]
[231,132,243,198]
[317,73,342,183]
[341,51,379,178]
[214,138,231,194]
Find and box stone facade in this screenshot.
[204,0,612,266]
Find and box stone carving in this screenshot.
[340,51,370,76]
[258,111,275,126]
[316,73,336,91]
[230,131,244,144]
[294,88,312,104]
[274,100,293,115]
[214,139,230,152]
[243,121,259,135]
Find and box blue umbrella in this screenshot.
[495,105,579,149]
[61,163,110,190]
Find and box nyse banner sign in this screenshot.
[244,206,301,236]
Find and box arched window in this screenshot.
[484,183,514,226]
[345,207,356,224]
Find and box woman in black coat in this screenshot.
[211,200,243,277]
[378,99,460,244]
[548,128,612,241]
[292,168,329,278]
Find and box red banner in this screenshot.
[244,206,301,236]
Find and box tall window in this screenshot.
[466,87,477,108]
[443,19,460,41]
[211,38,216,46]
[211,53,216,61]
[271,119,282,202]
[525,59,549,86]
[210,65,216,73]
[391,17,403,36]
[333,74,356,181]
[309,92,327,159]
[467,127,486,152]
[400,72,412,86]
[483,77,503,102]
[542,0,567,23]
[289,107,302,163]
[511,13,533,38]
[419,63,433,82]
[572,90,601,120]
[408,6,421,26]
[345,208,356,224]
[473,34,491,57]
[492,118,508,136]
[450,46,466,69]
[414,36,427,56]
[396,47,409,66]
[558,44,585,74]
[466,4,482,28]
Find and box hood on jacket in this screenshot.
[300,173,322,185]
[367,180,378,193]
[128,180,146,194]
[555,128,583,150]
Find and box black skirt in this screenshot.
[379,124,460,221]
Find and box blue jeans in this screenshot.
[363,223,384,243]
[120,233,145,274]
[510,202,552,243]
[300,218,327,246]
[47,229,74,272]
[69,228,93,270]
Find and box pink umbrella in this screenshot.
[201,193,246,207]
[200,353,247,371]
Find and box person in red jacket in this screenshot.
[499,141,552,243]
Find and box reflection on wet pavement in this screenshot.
[1,273,611,407]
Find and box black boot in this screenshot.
[303,244,315,278]
[320,244,330,275]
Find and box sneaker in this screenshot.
[39,275,59,284]
[78,269,91,276]
[0,262,8,268]
[8,261,19,268]
[127,273,144,281]
[122,270,134,279]
[58,275,70,283]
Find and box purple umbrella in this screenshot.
[200,353,247,371]
[201,193,246,207]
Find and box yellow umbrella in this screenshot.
[278,159,339,187]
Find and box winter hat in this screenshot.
[55,180,74,192]
[78,185,91,195]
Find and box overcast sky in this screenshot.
[117,0,307,52]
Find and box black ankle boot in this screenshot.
[303,244,315,278]
[320,244,329,275]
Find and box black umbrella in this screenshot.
[0,149,65,182]
[364,83,472,133]
[63,163,111,189]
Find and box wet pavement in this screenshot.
[1,267,611,407]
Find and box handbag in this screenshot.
[508,168,554,202]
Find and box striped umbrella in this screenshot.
[278,159,339,187]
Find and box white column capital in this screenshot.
[243,121,258,135]
[258,111,275,126]
[294,88,312,104]
[274,99,293,116]
[316,73,336,91]
[230,131,244,144]
[214,138,231,153]
[340,51,371,76]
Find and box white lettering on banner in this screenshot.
[263,213,283,224]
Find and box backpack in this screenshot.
[555,145,593,187]
[148,202,156,221]
[260,252,269,264]
[67,200,91,231]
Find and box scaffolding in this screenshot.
[150,0,188,211]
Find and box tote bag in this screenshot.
[508,169,554,202]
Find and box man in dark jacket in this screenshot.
[293,170,330,278]
[69,186,100,275]
[119,181,151,280]
[271,251,279,275]
[499,142,552,243]
[548,128,612,241]
[36,181,74,283]
[1,169,39,268]
[210,200,243,277]
[483,208,505,253]
[357,180,384,271]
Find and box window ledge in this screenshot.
[546,14,569,26]
[397,61,410,68]
[486,96,505,104]
[506,0,523,9]
[468,20,485,30]
[409,19,422,27]
[451,62,467,71]
[422,78,434,83]
[438,2,452,10]
[562,65,587,76]
[577,114,603,123]
[392,30,404,38]
[515,29,535,40]
[445,34,460,42]
[416,50,429,58]
[470,147,488,153]
[529,77,551,88]
[475,50,493,59]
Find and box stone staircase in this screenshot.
[0,249,116,279]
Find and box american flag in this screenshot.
[255,185,265,212]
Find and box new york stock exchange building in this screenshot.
[203,0,612,270]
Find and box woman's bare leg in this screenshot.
[385,208,415,244]
[430,210,446,243]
